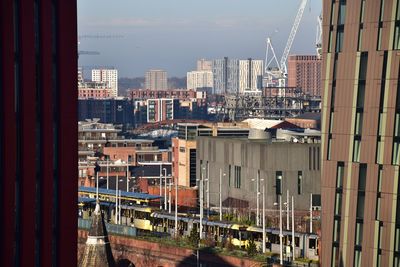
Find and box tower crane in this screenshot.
[264,0,308,87]
[316,15,323,58]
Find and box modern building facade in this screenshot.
[288,55,322,97]
[146,98,178,123]
[186,70,213,92]
[145,69,168,91]
[239,58,264,93]
[78,98,135,126]
[92,69,118,97]
[321,0,400,266]
[0,1,77,266]
[197,136,321,211]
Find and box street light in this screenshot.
[163,168,167,210]
[219,169,226,221]
[168,181,172,213]
[274,195,284,265]
[251,175,260,226]
[159,166,163,209]
[261,178,266,254]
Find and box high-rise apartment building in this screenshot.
[146,98,177,123]
[197,59,213,71]
[187,70,213,91]
[0,1,77,266]
[288,55,322,97]
[92,69,118,97]
[239,58,264,93]
[212,57,240,94]
[145,69,168,91]
[321,1,400,266]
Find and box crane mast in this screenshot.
[279,0,308,76]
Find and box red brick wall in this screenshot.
[78,229,263,267]
[147,185,197,208]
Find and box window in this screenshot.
[376,166,383,220]
[353,136,361,162]
[297,171,303,195]
[276,171,282,195]
[234,166,241,189]
[228,165,231,187]
[338,1,346,25]
[336,26,344,52]
[354,249,362,267]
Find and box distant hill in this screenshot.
[167,77,187,89]
[118,76,187,96]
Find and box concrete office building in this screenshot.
[92,69,118,97]
[239,59,264,93]
[197,135,321,211]
[321,0,400,266]
[145,69,168,91]
[197,59,213,71]
[186,70,213,92]
[288,55,322,97]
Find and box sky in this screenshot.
[78,0,322,78]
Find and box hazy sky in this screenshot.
[78,0,322,77]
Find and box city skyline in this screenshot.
[78,0,322,77]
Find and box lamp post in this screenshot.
[126,162,129,192]
[106,158,109,190]
[199,167,205,240]
[310,193,313,233]
[169,181,172,213]
[115,175,119,224]
[163,168,167,210]
[274,195,283,265]
[251,175,260,226]
[279,195,283,265]
[219,169,226,221]
[261,178,266,253]
[96,172,99,200]
[286,190,290,230]
[159,165,162,209]
[175,178,178,237]
[292,195,295,262]
[206,178,210,218]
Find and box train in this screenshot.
[78,191,319,261]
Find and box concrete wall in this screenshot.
[197,137,321,211]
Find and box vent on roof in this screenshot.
[248,129,271,140]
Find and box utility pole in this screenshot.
[126,162,129,192]
[279,195,283,265]
[206,178,210,218]
[106,158,109,190]
[219,169,222,221]
[115,175,118,224]
[200,170,204,240]
[159,166,162,209]
[292,195,295,262]
[310,193,313,233]
[262,179,266,253]
[169,182,172,213]
[96,172,99,200]
[257,171,260,226]
[175,178,178,237]
[287,190,290,230]
[164,168,167,210]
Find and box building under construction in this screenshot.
[221,87,321,121]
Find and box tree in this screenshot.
[247,238,257,257]
[188,227,200,247]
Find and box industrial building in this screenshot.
[196,132,321,212]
